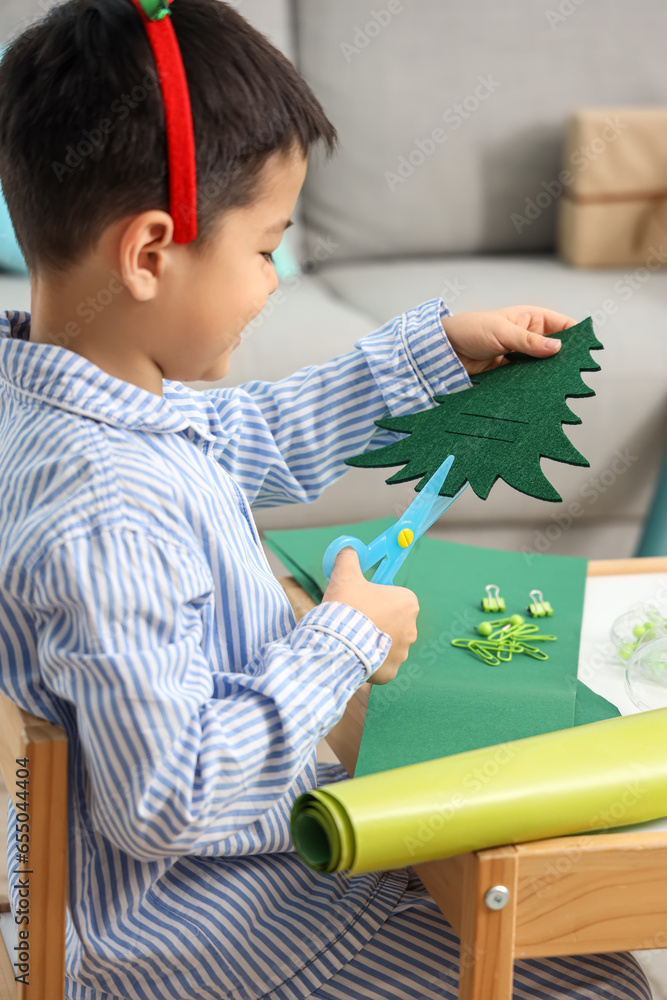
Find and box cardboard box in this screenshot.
[557,108,667,268]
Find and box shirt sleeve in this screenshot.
[199,296,471,508]
[31,528,391,863]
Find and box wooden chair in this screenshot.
[0,693,68,999]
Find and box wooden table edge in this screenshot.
[587,556,667,575]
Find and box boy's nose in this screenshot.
[268,269,280,295]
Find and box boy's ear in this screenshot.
[119,210,175,302]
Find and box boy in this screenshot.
[0,2,651,998]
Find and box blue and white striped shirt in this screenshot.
[0,298,470,1000]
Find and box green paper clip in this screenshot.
[453,614,557,667]
[139,0,173,20]
[527,589,553,617]
[513,642,549,661]
[451,638,501,665]
[481,584,505,613]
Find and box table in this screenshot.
[279,556,667,1000]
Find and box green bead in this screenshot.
[632,623,650,638]
[619,642,635,660]
[509,614,524,625]
[478,621,493,636]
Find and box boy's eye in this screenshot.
[262,252,275,264]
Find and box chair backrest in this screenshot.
[0,693,67,999]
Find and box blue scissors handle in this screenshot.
[322,455,467,586]
[321,532,394,582]
[322,535,376,579]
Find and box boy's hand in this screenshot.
[442,305,576,375]
[322,547,419,685]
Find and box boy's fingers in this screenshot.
[510,306,576,333]
[536,308,577,333]
[332,546,362,576]
[494,318,562,357]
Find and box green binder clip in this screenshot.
[139,0,173,20]
[527,589,553,617]
[481,584,505,613]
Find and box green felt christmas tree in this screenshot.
[346,316,603,502]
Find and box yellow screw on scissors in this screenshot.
[322,455,467,585]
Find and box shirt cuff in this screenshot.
[354,296,472,418]
[411,298,473,401]
[294,600,391,681]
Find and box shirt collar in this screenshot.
[0,310,217,442]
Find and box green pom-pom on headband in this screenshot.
[130,0,197,242]
[138,0,173,21]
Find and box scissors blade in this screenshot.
[399,454,468,539]
[332,456,467,587]
[399,455,456,526]
[420,482,469,534]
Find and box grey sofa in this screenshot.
[219,0,667,564]
[2,0,667,563]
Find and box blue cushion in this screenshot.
[0,184,28,275]
[271,237,301,281]
[636,448,667,557]
[0,43,28,275]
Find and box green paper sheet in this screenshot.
[266,521,595,772]
[290,708,667,874]
[573,676,620,725]
[345,317,603,503]
[266,517,394,603]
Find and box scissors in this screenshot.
[322,455,468,585]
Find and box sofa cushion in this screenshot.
[227,0,295,61]
[295,0,667,260]
[185,272,379,388]
[0,273,30,312]
[0,0,42,46]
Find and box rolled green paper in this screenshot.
[292,708,667,874]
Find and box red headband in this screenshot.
[129,0,198,243]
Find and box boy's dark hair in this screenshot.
[0,0,338,274]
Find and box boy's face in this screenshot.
[175,146,308,384]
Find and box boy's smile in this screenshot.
[178,145,308,385]
[28,145,308,396]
